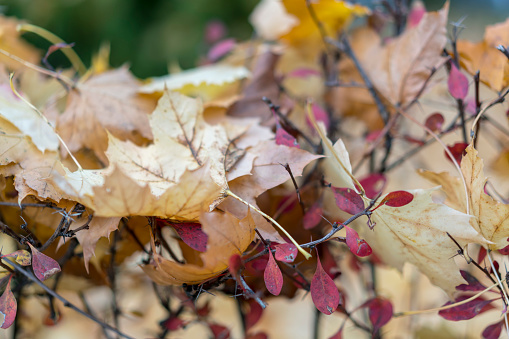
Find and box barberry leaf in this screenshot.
[311,254,340,315]
[424,112,445,133]
[482,320,505,339]
[456,270,487,292]
[445,142,468,165]
[0,275,16,329]
[359,173,386,199]
[438,296,495,321]
[264,250,283,295]
[303,202,323,230]
[169,221,208,252]
[274,243,298,263]
[28,243,61,281]
[448,64,469,100]
[362,297,393,333]
[376,190,414,208]
[331,187,365,215]
[2,250,31,266]
[275,125,299,148]
[345,226,372,257]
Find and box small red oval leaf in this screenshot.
[331,187,364,215]
[276,126,299,148]
[359,173,387,200]
[303,202,323,230]
[425,112,445,133]
[482,320,505,339]
[311,255,340,315]
[448,64,469,100]
[170,222,208,252]
[377,191,414,208]
[264,251,283,296]
[28,243,61,281]
[0,275,16,329]
[456,270,487,292]
[445,142,469,165]
[438,296,495,321]
[345,227,372,257]
[305,103,330,131]
[274,243,298,263]
[362,297,393,333]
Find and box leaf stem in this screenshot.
[393,282,498,317]
[224,189,311,259]
[17,23,87,76]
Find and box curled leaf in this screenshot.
[27,243,61,281]
[331,187,365,215]
[311,254,340,315]
[345,226,372,257]
[264,251,283,295]
[0,275,16,329]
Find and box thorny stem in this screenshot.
[224,189,312,259]
[393,282,498,317]
[9,260,134,339]
[17,23,87,75]
[238,274,267,309]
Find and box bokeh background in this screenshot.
[0,0,508,77]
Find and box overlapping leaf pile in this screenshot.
[0,0,509,338]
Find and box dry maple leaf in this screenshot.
[142,210,255,285]
[419,144,509,250]
[457,18,509,92]
[57,66,156,162]
[360,2,449,106]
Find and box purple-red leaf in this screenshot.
[209,323,231,339]
[170,222,208,252]
[0,275,16,329]
[331,187,364,215]
[438,296,495,321]
[274,243,298,263]
[345,227,372,257]
[407,0,426,28]
[425,112,445,133]
[362,297,393,333]
[162,316,185,331]
[456,270,487,292]
[245,300,264,331]
[207,38,236,62]
[228,254,242,280]
[448,64,469,100]
[478,246,487,263]
[374,191,414,211]
[305,103,330,131]
[288,68,321,78]
[359,173,387,199]
[498,243,509,255]
[311,255,340,315]
[328,327,343,339]
[264,251,283,295]
[28,243,61,281]
[275,125,299,148]
[445,142,469,165]
[303,202,323,230]
[482,320,505,339]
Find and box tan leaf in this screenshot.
[57,67,156,162]
[0,16,40,70]
[363,188,486,296]
[458,18,509,92]
[420,145,509,249]
[361,2,449,105]
[142,210,255,285]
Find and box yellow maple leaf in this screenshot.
[458,18,509,92]
[419,144,509,250]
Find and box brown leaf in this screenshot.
[142,210,255,285]
[458,18,509,91]
[57,67,156,162]
[0,17,40,70]
[360,2,449,105]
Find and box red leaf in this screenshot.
[448,64,469,100]
[246,333,268,339]
[359,173,387,199]
[170,222,208,252]
[407,0,426,28]
[0,275,16,329]
[162,316,185,331]
[28,243,61,281]
[288,68,321,78]
[498,243,509,255]
[328,327,343,339]
[438,296,495,321]
[311,255,340,315]
[445,142,468,165]
[275,125,299,148]
[204,20,226,44]
[305,103,330,131]
[208,38,236,62]
[374,191,414,210]
[245,300,264,331]
[482,320,505,339]
[425,112,445,133]
[456,270,487,292]
[274,243,298,263]
[331,187,364,215]
[209,323,230,339]
[345,227,372,257]
[478,246,487,263]
[264,251,283,295]
[362,297,393,333]
[303,202,323,230]
[228,254,242,279]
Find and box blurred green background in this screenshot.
[1,0,507,78]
